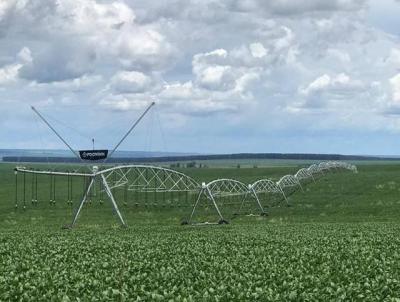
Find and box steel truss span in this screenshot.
[99,165,200,193]
[184,161,357,224]
[14,165,201,228]
[250,179,289,205]
[185,179,267,225]
[14,161,358,228]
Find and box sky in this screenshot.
[1,0,400,155]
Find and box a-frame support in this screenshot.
[68,175,127,228]
[298,181,304,192]
[279,187,290,206]
[100,174,127,227]
[186,183,228,225]
[234,185,267,217]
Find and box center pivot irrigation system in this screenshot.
[15,102,155,228]
[14,103,358,228]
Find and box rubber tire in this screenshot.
[218,219,229,225]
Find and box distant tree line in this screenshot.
[169,162,208,169]
[2,152,390,164]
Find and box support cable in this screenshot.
[31,106,81,161]
[105,102,155,162]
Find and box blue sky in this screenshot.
[1,0,400,155]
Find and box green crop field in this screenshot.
[1,161,400,300]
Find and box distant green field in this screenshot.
[147,158,400,168]
[1,161,400,300]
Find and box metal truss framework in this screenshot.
[100,165,200,193]
[15,165,201,228]
[295,168,315,183]
[307,164,321,175]
[250,179,289,205]
[14,160,358,228]
[277,175,304,192]
[186,179,266,225]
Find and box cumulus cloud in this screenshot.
[3,0,400,153]
[131,0,367,23]
[19,42,97,83]
[0,47,31,85]
[110,71,152,94]
[113,26,175,70]
[254,0,367,15]
[190,35,295,93]
[388,48,400,67]
[326,48,351,63]
[99,94,153,111]
[3,0,174,83]
[16,47,32,64]
[158,81,250,115]
[300,73,364,97]
[0,63,20,85]
[249,43,268,58]
[296,73,369,109]
[31,74,104,92]
[103,76,254,116]
[390,73,400,103]
[194,64,236,91]
[159,82,194,100]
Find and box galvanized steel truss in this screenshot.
[14,160,358,227]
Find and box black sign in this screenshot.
[79,150,108,161]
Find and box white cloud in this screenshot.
[30,74,103,91]
[0,47,30,85]
[295,73,372,110]
[133,0,367,23]
[19,43,97,83]
[157,78,256,115]
[192,49,228,66]
[4,0,135,35]
[5,0,174,83]
[249,43,267,58]
[192,47,262,92]
[16,47,32,64]
[390,73,400,103]
[274,27,294,51]
[388,48,400,67]
[113,26,175,70]
[0,63,20,85]
[235,72,260,92]
[261,0,367,15]
[99,94,152,111]
[326,48,351,63]
[300,73,364,97]
[194,65,236,91]
[159,82,194,100]
[3,0,400,152]
[111,71,152,94]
